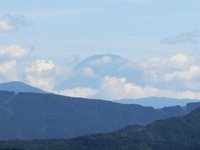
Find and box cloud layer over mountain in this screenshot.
[1,51,200,100]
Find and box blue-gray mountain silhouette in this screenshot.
[0,91,200,140]
[55,54,142,90]
[116,97,199,108]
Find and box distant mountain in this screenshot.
[0,91,200,140]
[2,105,200,150]
[0,81,46,93]
[115,97,199,108]
[55,54,142,90]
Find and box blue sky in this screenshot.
[1,0,200,100]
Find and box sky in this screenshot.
[1,0,200,100]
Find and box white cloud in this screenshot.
[164,65,200,81]
[55,87,97,98]
[26,75,55,92]
[25,60,55,74]
[25,60,56,91]
[0,60,18,82]
[139,53,195,71]
[25,60,72,91]
[137,53,200,92]
[139,53,198,84]
[96,76,200,100]
[97,76,148,99]
[0,44,31,83]
[0,44,31,59]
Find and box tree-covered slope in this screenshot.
[1,107,200,150]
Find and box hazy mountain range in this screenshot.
[115,97,199,108]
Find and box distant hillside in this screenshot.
[0,91,199,140]
[59,106,200,150]
[1,106,200,150]
[115,97,199,108]
[0,81,46,93]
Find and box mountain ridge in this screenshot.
[0,91,199,140]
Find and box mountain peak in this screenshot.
[77,54,125,67]
[0,81,46,93]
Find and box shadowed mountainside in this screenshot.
[59,106,200,150]
[0,91,200,140]
[1,106,200,149]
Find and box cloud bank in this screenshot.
[52,53,200,100]
[0,48,200,100]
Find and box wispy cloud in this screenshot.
[0,14,30,31]
[0,60,18,82]
[161,31,200,44]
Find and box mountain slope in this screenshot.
[1,106,200,150]
[61,107,200,150]
[0,91,199,140]
[0,81,46,93]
